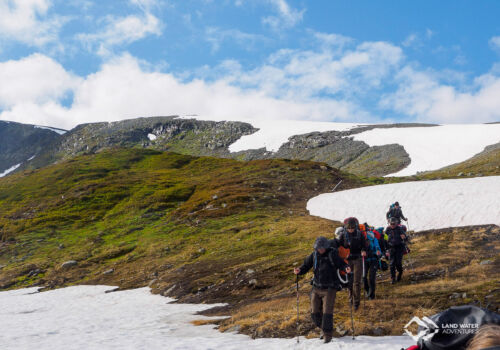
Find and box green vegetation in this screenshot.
[0,147,497,338]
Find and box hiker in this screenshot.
[386,216,407,284]
[293,236,351,343]
[386,201,407,224]
[363,227,382,300]
[336,217,367,311]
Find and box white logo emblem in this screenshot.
[404,316,439,342]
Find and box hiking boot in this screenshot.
[324,334,332,343]
[397,272,403,282]
[391,279,396,284]
[354,304,360,311]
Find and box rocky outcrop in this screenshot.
[13,117,429,177]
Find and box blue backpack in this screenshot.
[365,231,381,261]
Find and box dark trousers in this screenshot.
[363,259,378,299]
[390,247,404,280]
[310,287,337,336]
[347,257,362,307]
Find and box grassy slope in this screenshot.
[419,142,500,179]
[0,148,498,339]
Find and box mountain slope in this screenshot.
[0,121,64,176]
[0,149,498,339]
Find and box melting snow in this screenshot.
[307,176,500,231]
[0,163,21,177]
[0,286,414,350]
[34,125,67,135]
[148,133,157,141]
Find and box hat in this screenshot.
[314,236,330,250]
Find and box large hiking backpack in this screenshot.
[407,305,500,350]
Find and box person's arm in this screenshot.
[386,210,391,219]
[297,253,314,275]
[373,236,382,256]
[400,209,407,221]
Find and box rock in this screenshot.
[163,284,176,296]
[222,203,227,208]
[373,327,384,336]
[0,264,5,270]
[246,269,255,275]
[198,248,206,254]
[320,165,328,171]
[58,244,64,249]
[335,325,348,336]
[105,287,120,294]
[457,172,464,177]
[225,325,241,333]
[27,269,41,277]
[148,279,157,287]
[102,269,114,275]
[61,260,77,269]
[480,260,492,265]
[449,292,461,299]
[212,194,218,200]
[462,292,467,299]
[248,279,258,286]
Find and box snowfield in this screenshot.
[0,286,414,350]
[180,116,500,176]
[307,176,500,231]
[352,124,500,176]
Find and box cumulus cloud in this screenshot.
[0,0,66,46]
[380,66,500,123]
[490,36,500,54]
[76,0,161,56]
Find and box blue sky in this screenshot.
[0,0,499,129]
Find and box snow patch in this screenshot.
[148,133,157,141]
[28,155,36,161]
[0,285,414,350]
[34,125,67,135]
[0,163,21,177]
[353,124,500,176]
[307,176,500,231]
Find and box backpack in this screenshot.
[365,231,381,258]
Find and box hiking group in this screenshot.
[293,201,409,343]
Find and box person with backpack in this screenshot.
[293,237,351,343]
[363,228,382,299]
[386,216,408,284]
[336,217,367,311]
[386,201,407,224]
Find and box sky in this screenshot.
[0,0,500,129]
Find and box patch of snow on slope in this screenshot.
[353,124,500,176]
[307,176,500,231]
[0,286,414,350]
[0,163,21,177]
[34,125,67,135]
[148,133,157,141]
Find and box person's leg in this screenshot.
[322,288,337,342]
[389,250,397,282]
[368,260,377,299]
[310,288,323,329]
[396,249,404,281]
[352,258,362,309]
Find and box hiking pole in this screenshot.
[348,272,355,340]
[296,274,300,344]
[362,256,366,311]
[331,179,343,192]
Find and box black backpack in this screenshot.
[417,305,500,350]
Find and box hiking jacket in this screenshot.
[386,225,407,250]
[365,231,382,262]
[386,207,407,221]
[298,247,348,289]
[337,228,367,260]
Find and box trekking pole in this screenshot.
[348,272,355,340]
[362,256,366,311]
[331,179,343,192]
[296,274,300,344]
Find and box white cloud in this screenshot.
[0,53,79,108]
[490,36,500,53]
[0,0,66,46]
[205,27,270,53]
[76,0,161,56]
[262,0,304,30]
[380,66,500,123]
